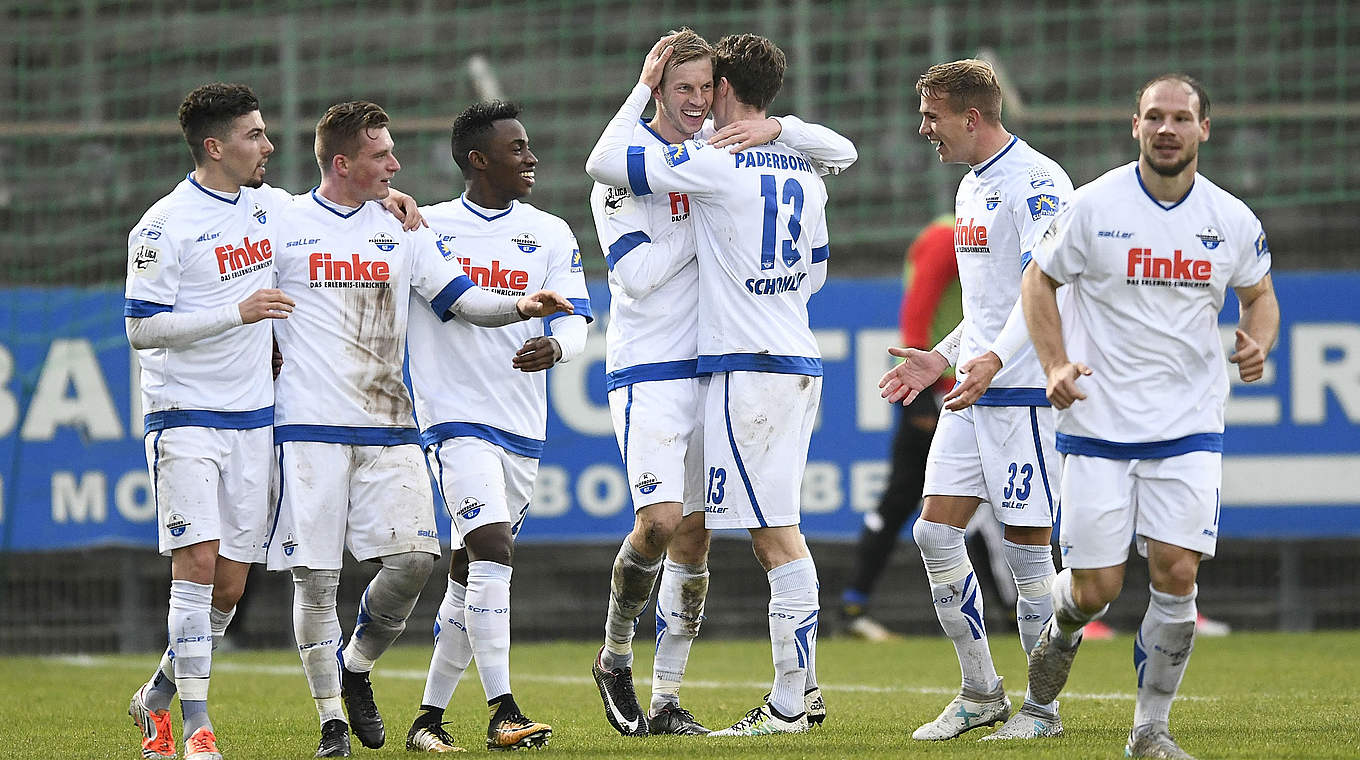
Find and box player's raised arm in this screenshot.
[585,35,677,189]
[709,115,858,176]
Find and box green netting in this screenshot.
[2,0,1356,285]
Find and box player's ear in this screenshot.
[203,136,222,161]
[1199,117,1210,143]
[468,149,489,171]
[331,153,348,178]
[1131,114,1140,140]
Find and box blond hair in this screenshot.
[915,59,1003,123]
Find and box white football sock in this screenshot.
[168,580,214,703]
[1134,585,1197,729]
[466,560,513,701]
[342,551,433,672]
[1049,567,1109,645]
[291,567,344,723]
[914,519,999,693]
[421,577,472,710]
[1004,539,1057,709]
[650,559,708,713]
[602,540,661,671]
[766,557,818,719]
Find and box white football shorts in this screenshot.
[608,377,705,516]
[146,425,272,562]
[425,436,538,551]
[923,403,1060,528]
[702,371,821,530]
[1057,451,1222,568]
[265,441,439,570]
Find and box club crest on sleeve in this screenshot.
[1026,193,1059,220]
[512,233,540,253]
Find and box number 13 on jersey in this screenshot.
[760,174,804,270]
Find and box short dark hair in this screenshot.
[1136,73,1211,121]
[450,100,522,172]
[178,83,260,164]
[915,59,1003,124]
[713,34,785,111]
[314,100,390,172]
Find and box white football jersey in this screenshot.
[408,195,592,456]
[594,108,831,374]
[1032,162,1273,454]
[590,120,702,389]
[954,136,1073,402]
[271,191,471,445]
[125,174,293,432]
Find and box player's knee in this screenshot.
[292,568,341,608]
[381,551,436,595]
[667,522,710,565]
[634,502,683,554]
[464,523,514,566]
[212,578,247,611]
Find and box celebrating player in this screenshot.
[402,100,590,753]
[1021,74,1278,760]
[588,27,856,737]
[877,59,1074,741]
[588,32,849,737]
[123,82,295,760]
[264,100,570,758]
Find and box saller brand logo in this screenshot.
[215,236,273,280]
[457,257,529,292]
[1126,248,1212,287]
[954,218,989,253]
[308,252,391,287]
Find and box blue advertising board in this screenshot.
[0,274,1356,552]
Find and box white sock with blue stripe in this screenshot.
[914,519,1000,694]
[650,558,708,714]
[766,557,818,720]
[1004,539,1058,709]
[1134,585,1197,730]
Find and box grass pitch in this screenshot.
[3,632,1358,759]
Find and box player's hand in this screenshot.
[272,335,284,380]
[640,34,677,90]
[708,117,781,153]
[943,351,1002,411]
[382,188,427,231]
[512,336,562,373]
[238,288,294,324]
[879,347,950,405]
[516,289,574,319]
[1228,328,1266,382]
[1045,361,1092,409]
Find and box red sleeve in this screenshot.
[898,222,958,347]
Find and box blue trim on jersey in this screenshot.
[964,386,1051,407]
[265,444,286,554]
[310,188,364,219]
[698,354,822,376]
[187,172,240,205]
[605,359,700,391]
[1019,250,1033,272]
[606,230,652,270]
[972,135,1018,176]
[1029,406,1056,520]
[546,298,594,326]
[273,424,420,446]
[1056,431,1224,459]
[144,406,273,435]
[626,146,653,197]
[637,118,671,145]
[460,196,515,221]
[419,421,544,459]
[811,244,830,263]
[432,275,478,322]
[723,374,766,527]
[1134,164,1194,211]
[124,299,173,317]
[431,441,454,520]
